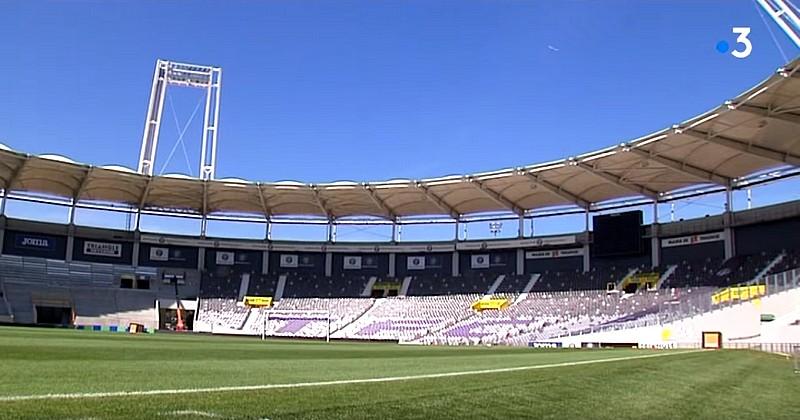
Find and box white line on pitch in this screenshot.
[158,410,223,418]
[0,350,705,402]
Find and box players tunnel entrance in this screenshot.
[32,293,74,326]
[35,305,73,326]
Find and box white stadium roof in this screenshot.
[1,59,800,222]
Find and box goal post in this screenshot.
[793,345,800,374]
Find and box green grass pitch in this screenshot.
[0,326,796,419]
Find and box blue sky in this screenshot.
[0,1,799,241]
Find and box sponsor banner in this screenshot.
[427,255,443,268]
[661,232,723,248]
[149,247,169,262]
[407,256,426,270]
[528,342,562,348]
[343,256,362,270]
[216,251,235,266]
[242,296,273,308]
[457,235,576,251]
[527,235,577,248]
[362,256,378,269]
[15,234,55,250]
[525,248,584,259]
[489,254,507,267]
[280,254,298,268]
[139,234,267,251]
[471,254,489,269]
[298,254,315,268]
[83,240,122,258]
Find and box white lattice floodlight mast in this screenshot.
[137,59,223,180]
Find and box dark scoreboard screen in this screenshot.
[593,210,643,256]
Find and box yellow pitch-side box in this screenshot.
[471,297,509,311]
[242,296,273,308]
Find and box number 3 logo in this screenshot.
[731,27,752,59]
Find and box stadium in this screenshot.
[2,2,800,419]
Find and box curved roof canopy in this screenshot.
[2,59,800,221]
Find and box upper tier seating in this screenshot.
[664,251,783,288]
[282,273,370,298]
[408,273,498,296]
[199,269,242,298]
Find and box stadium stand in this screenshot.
[200,269,243,298]
[281,273,370,298]
[195,298,250,332]
[0,196,798,344]
[333,295,478,341]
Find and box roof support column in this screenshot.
[132,232,140,268]
[65,231,74,263]
[68,199,77,226]
[265,220,272,241]
[200,216,208,238]
[584,208,590,232]
[66,198,75,263]
[0,189,8,217]
[262,250,269,275]
[388,252,396,278]
[200,180,208,238]
[723,186,735,260]
[391,223,398,243]
[651,200,660,269]
[452,250,460,277]
[454,221,460,241]
[583,207,591,273]
[325,252,332,277]
[518,215,525,238]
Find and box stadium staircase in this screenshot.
[615,268,640,291]
[656,265,678,289]
[237,273,250,301]
[520,274,541,294]
[399,276,412,296]
[753,254,785,284]
[274,275,287,300]
[406,298,488,343]
[361,276,377,297]
[329,299,378,334]
[486,274,506,295]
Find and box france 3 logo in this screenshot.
[717,27,753,59]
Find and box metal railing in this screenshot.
[568,268,800,337]
[724,342,800,355]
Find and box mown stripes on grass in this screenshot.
[0,349,704,402]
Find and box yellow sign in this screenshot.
[242,296,273,308]
[711,285,766,305]
[702,331,722,349]
[619,272,659,291]
[471,297,509,311]
[661,327,672,341]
